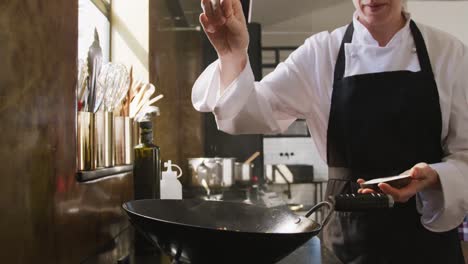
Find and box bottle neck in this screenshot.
[140,130,153,144]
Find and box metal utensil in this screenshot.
[234,161,253,184]
[101,63,126,112]
[76,59,88,111]
[361,174,412,191]
[112,64,130,111]
[102,64,130,113]
[102,64,118,112]
[86,28,103,112]
[187,157,225,189]
[94,63,114,113]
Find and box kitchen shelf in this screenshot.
[76,164,133,182]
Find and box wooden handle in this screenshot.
[244,151,260,164]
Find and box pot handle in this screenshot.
[305,201,333,228]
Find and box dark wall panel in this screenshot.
[150,0,205,186]
[0,1,132,263]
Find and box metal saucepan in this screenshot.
[234,162,254,185]
[188,157,236,188]
[123,194,393,264]
[233,151,260,185]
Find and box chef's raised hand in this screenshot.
[357,163,441,203]
[200,0,249,89]
[199,0,249,59]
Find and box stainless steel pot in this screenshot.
[234,162,254,184]
[187,157,236,188]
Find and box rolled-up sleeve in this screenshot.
[192,34,329,135]
[420,47,468,232]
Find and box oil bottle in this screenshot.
[133,114,161,200]
[133,113,161,256]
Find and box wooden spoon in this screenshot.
[244,151,260,164]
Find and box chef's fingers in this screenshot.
[378,182,419,203]
[221,0,233,20]
[409,162,430,180]
[357,178,365,193]
[357,179,372,194]
[200,0,226,27]
[228,0,246,22]
[378,183,406,202]
[410,163,442,191]
[222,0,237,20]
[222,0,246,32]
[201,0,215,18]
[200,0,218,34]
[359,188,378,194]
[199,13,216,34]
[358,186,378,194]
[410,166,423,180]
[199,13,226,48]
[211,0,226,25]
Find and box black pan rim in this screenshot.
[122,199,322,236]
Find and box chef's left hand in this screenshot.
[357,163,441,203]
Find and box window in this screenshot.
[78,0,111,62]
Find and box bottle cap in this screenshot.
[138,112,158,129]
[139,121,152,129]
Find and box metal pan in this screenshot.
[123,194,392,264]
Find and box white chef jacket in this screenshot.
[191,12,468,232]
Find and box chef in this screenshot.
[192,0,468,263]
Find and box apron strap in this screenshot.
[333,22,354,82]
[409,20,434,76]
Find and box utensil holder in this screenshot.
[77,111,95,171]
[124,117,133,164]
[95,111,114,168]
[104,112,114,167]
[132,120,141,147]
[115,116,133,165]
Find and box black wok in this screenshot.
[123,194,392,264]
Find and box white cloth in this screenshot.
[191,13,468,232]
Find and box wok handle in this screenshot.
[305,201,333,227]
[332,193,394,212]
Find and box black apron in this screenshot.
[323,20,464,264]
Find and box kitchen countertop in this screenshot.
[134,237,342,264]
